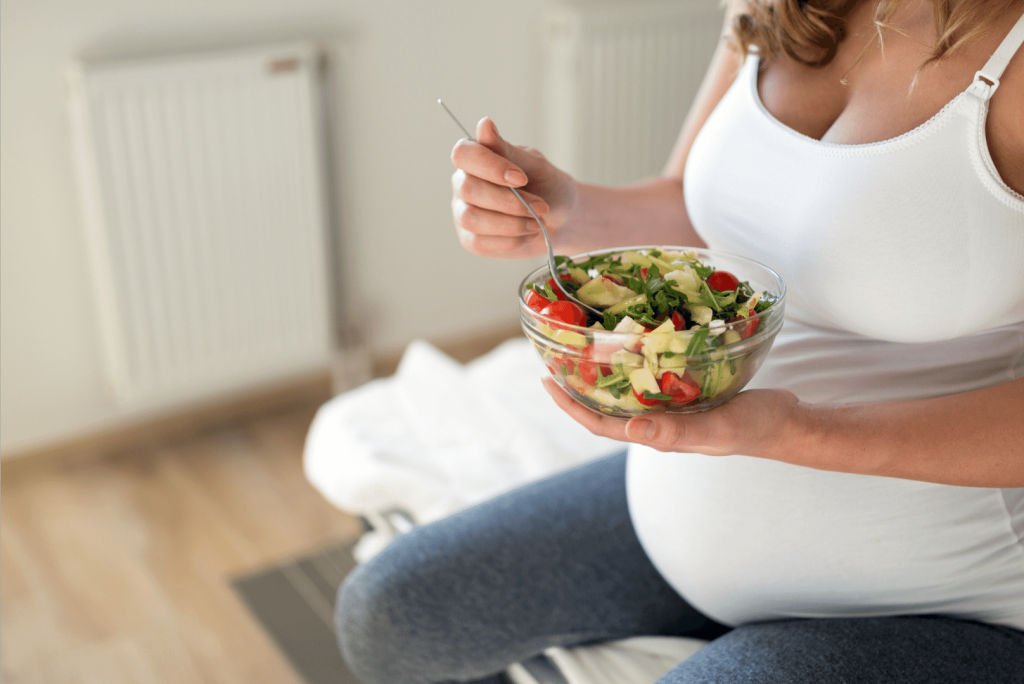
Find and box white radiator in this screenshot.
[68,43,338,410]
[543,0,724,185]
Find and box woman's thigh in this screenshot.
[661,615,1024,683]
[335,451,726,684]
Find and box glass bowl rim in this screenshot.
[518,245,787,338]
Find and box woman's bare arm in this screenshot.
[542,375,1024,488]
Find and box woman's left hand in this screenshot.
[542,377,804,458]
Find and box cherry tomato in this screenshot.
[547,355,576,377]
[525,289,551,313]
[632,387,664,407]
[739,316,760,339]
[671,310,688,331]
[545,275,575,301]
[706,270,740,292]
[728,313,760,339]
[579,362,598,385]
[640,267,649,280]
[659,371,700,404]
[578,344,613,386]
[539,300,587,328]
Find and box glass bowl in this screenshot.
[519,246,786,418]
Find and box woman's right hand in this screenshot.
[450,117,581,260]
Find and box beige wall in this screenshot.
[0,0,551,454]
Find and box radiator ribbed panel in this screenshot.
[544,1,723,186]
[70,45,334,408]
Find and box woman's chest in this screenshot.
[684,60,1024,343]
[756,6,1024,193]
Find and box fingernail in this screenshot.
[629,419,655,440]
[529,200,548,216]
[505,169,527,186]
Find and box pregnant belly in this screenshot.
[625,447,1024,629]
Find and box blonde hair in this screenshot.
[731,0,1024,69]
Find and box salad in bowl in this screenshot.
[520,246,786,417]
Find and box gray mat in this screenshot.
[233,541,361,684]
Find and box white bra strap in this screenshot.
[968,9,1024,99]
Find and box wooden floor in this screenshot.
[1,399,365,684]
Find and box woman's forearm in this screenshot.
[559,177,704,254]
[775,377,1024,488]
[545,372,1024,489]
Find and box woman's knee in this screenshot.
[335,543,427,684]
[334,529,506,684]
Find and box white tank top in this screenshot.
[627,14,1024,630]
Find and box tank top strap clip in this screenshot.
[967,70,1000,100]
[968,11,1024,101]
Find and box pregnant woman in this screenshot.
[337,1,1024,681]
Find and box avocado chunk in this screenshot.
[576,276,635,308]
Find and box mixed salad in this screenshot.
[522,248,779,415]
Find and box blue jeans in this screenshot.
[335,452,1024,683]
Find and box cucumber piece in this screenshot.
[577,276,635,308]
[606,294,647,315]
[628,367,661,396]
[552,329,588,348]
[664,268,701,292]
[722,330,742,346]
[568,267,591,285]
[621,251,653,268]
[610,349,643,370]
[685,304,713,325]
[647,255,676,274]
[612,316,645,334]
[641,343,659,376]
[658,354,688,369]
[592,387,648,413]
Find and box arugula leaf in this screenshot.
[540,283,558,302]
[595,368,621,386]
[690,261,714,280]
[684,327,710,356]
[754,296,775,313]
[642,391,675,401]
[698,282,722,312]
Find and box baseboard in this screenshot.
[1,324,525,480]
[0,372,335,481]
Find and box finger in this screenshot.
[623,390,794,456]
[455,225,537,258]
[453,199,539,238]
[541,378,629,439]
[452,170,549,218]
[475,117,510,157]
[477,118,548,183]
[451,138,528,188]
[625,413,716,453]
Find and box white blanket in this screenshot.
[303,338,708,684]
[304,338,622,527]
